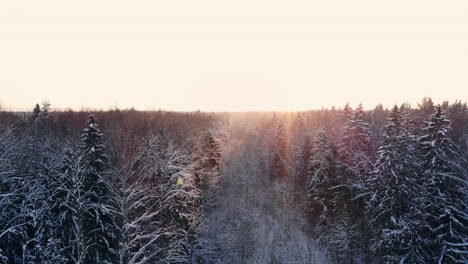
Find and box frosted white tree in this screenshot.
[338,103,374,178]
[113,130,202,264]
[306,127,358,263]
[0,126,21,263]
[417,107,468,263]
[51,148,89,264]
[338,103,374,260]
[308,128,335,231]
[328,206,359,263]
[192,129,223,206]
[77,114,116,263]
[366,106,423,262]
[6,127,66,263]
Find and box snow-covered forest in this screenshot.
[0,97,467,263]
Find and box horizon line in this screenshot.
[2,98,467,113]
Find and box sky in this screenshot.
[0,1,467,111]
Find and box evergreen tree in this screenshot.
[295,134,312,191]
[307,128,350,240]
[418,107,468,263]
[342,103,353,120]
[291,113,307,153]
[111,148,162,264]
[32,103,41,122]
[32,140,67,264]
[271,118,289,179]
[328,205,359,264]
[193,130,222,204]
[0,126,22,263]
[137,130,202,263]
[307,128,358,263]
[51,148,88,264]
[1,113,65,264]
[3,109,64,263]
[339,103,373,178]
[78,114,116,263]
[338,103,374,262]
[369,104,388,152]
[334,103,354,141]
[291,113,310,192]
[366,106,423,262]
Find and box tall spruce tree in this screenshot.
[366,105,423,262]
[51,148,87,264]
[338,104,374,262]
[418,107,468,263]
[307,127,356,263]
[307,128,349,236]
[272,118,289,179]
[78,114,116,263]
[291,113,310,191]
[339,103,373,178]
[31,103,41,122]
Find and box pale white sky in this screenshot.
[0,1,467,111]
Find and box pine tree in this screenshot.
[136,130,202,263]
[8,132,65,264]
[272,118,289,179]
[416,97,435,127]
[366,106,423,261]
[291,113,307,140]
[418,107,468,263]
[342,103,353,120]
[291,113,310,192]
[369,104,388,152]
[338,103,374,262]
[32,103,41,122]
[78,114,116,263]
[328,205,359,264]
[34,144,70,264]
[307,128,350,241]
[32,139,68,264]
[339,103,373,178]
[51,148,88,264]
[193,130,222,204]
[295,134,312,191]
[291,113,307,154]
[0,112,67,264]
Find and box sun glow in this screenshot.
[1,1,467,111]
